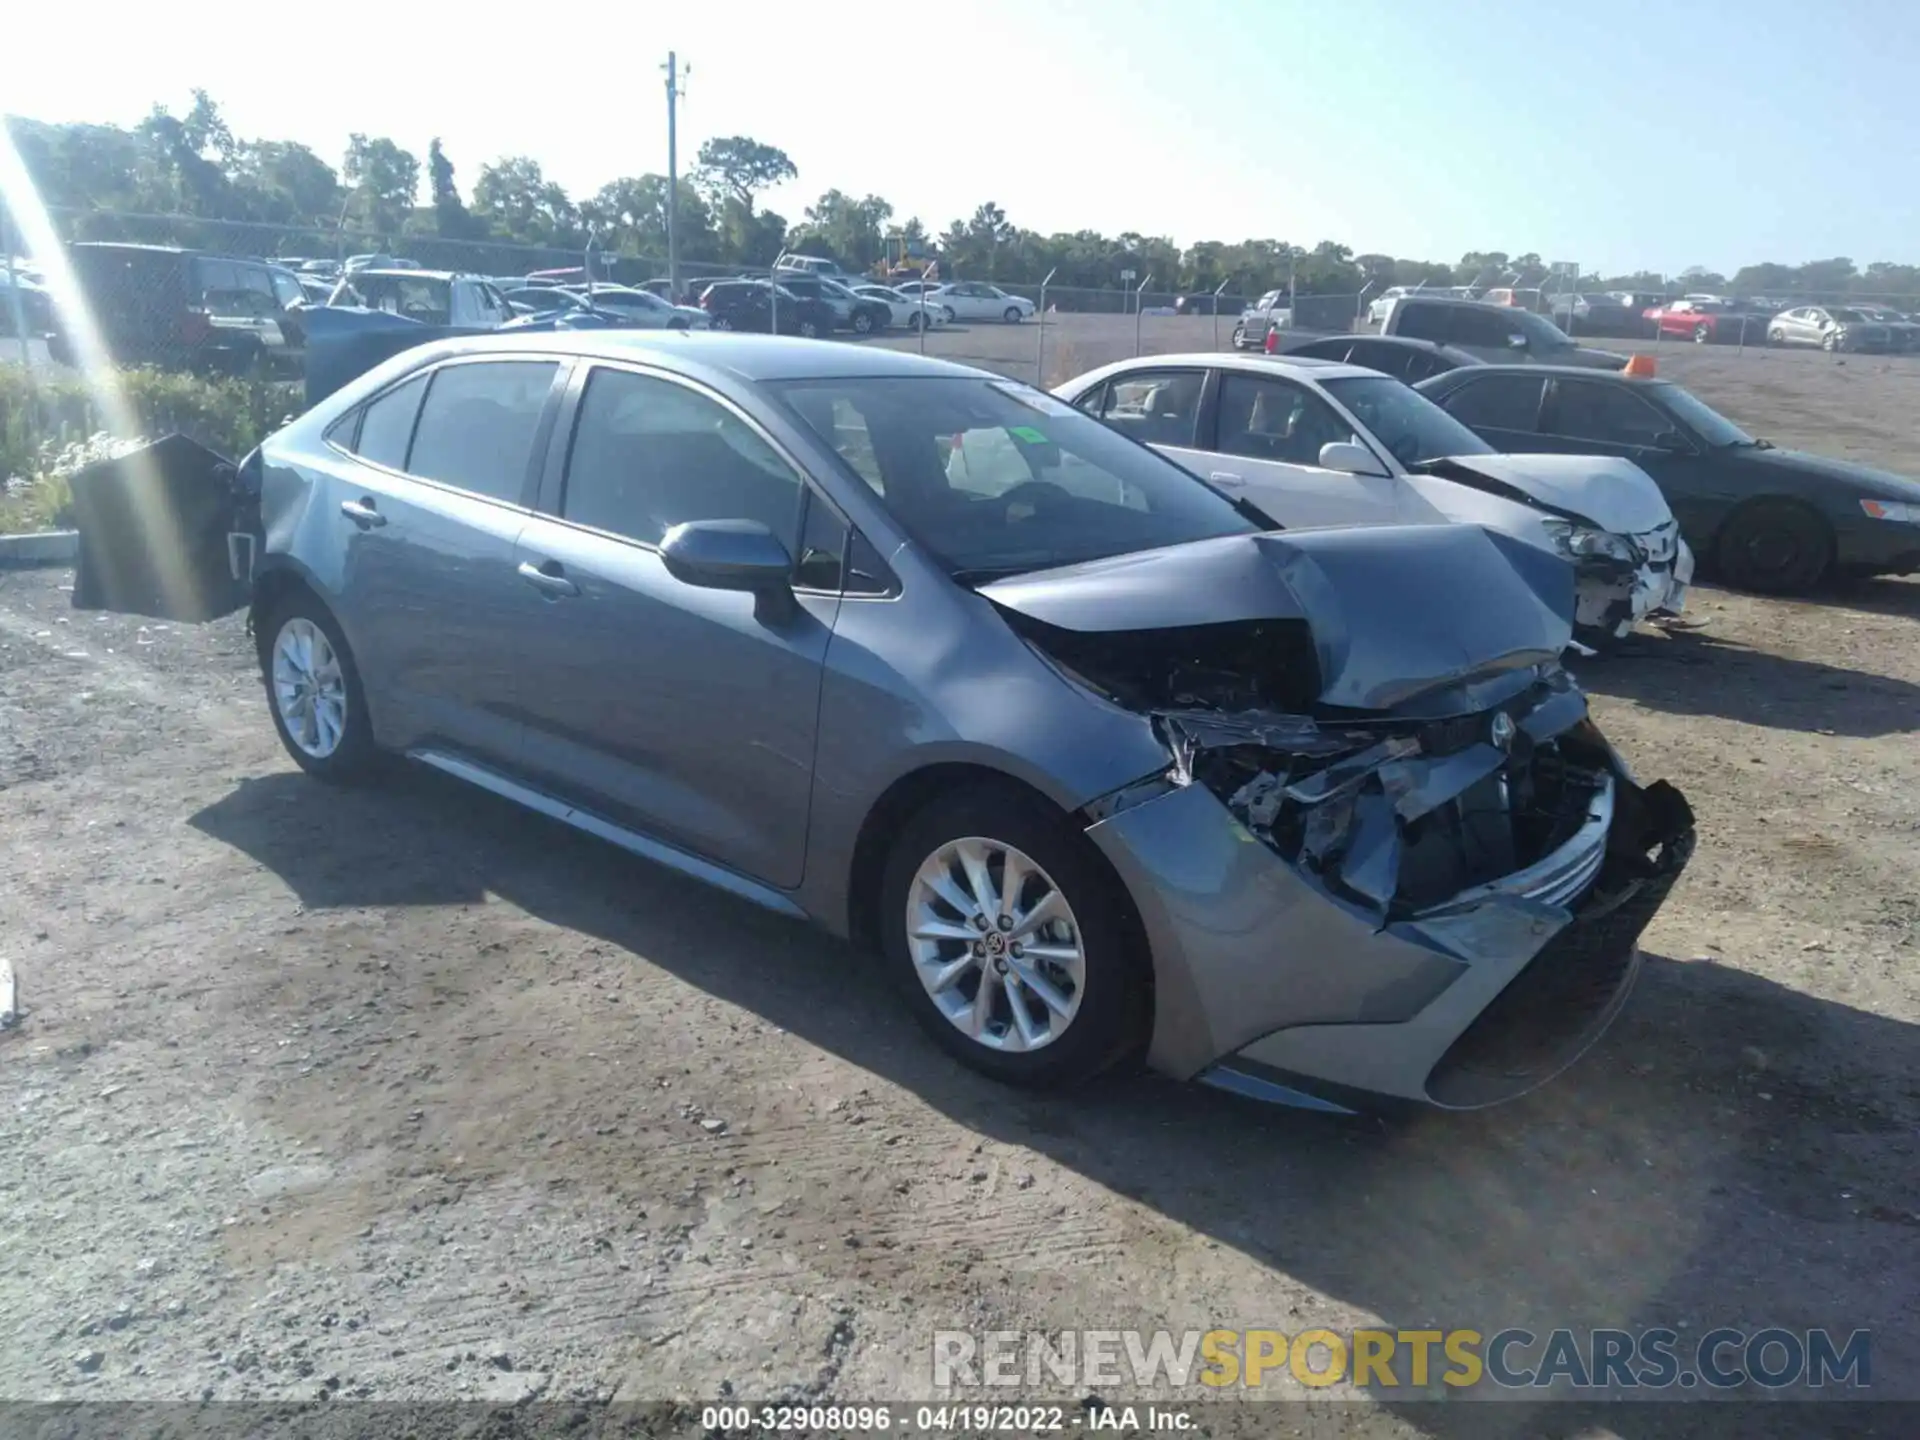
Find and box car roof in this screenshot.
[376,330,994,384]
[72,241,190,255]
[351,268,464,282]
[1421,363,1665,387]
[1069,351,1375,385]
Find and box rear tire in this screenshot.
[1768,327,1785,346]
[1715,499,1831,595]
[907,311,924,331]
[798,317,823,339]
[257,591,381,783]
[942,306,957,323]
[880,781,1151,1089]
[852,310,875,335]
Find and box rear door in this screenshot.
[509,363,834,887]
[326,356,567,765]
[1206,370,1406,528]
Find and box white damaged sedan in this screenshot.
[1054,353,1691,643]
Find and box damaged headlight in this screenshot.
[1541,518,1640,565]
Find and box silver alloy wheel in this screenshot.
[271,616,347,759]
[905,836,1085,1052]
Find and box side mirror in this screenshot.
[1653,430,1694,454]
[1319,441,1389,478]
[659,519,796,620]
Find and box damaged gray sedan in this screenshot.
[203,333,1693,1112]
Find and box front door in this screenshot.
[510,363,832,888]
[1199,371,1407,529]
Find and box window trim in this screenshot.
[535,358,815,559]
[324,353,568,512]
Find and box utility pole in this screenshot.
[663,52,689,300]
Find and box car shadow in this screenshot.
[1571,627,1920,736]
[1798,573,1920,622]
[189,769,1918,1431]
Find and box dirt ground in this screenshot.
[1,320,1917,1437]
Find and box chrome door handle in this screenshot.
[518,560,579,598]
[339,499,386,528]
[1209,471,1246,488]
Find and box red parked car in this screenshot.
[1646,299,1769,345]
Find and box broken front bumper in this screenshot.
[1575,530,1693,639]
[1083,688,1695,1111]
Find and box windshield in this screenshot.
[1648,382,1755,447]
[771,376,1255,578]
[1321,375,1494,465]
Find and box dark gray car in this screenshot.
[194,333,1694,1112]
[1383,295,1629,371]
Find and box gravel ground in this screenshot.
[1,322,1918,1438]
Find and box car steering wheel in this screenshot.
[997,480,1073,518]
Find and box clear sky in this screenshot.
[7,0,1918,274]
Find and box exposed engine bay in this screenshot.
[1019,611,1691,927]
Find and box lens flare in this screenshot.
[1,124,197,613]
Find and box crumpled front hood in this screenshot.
[980,523,1574,712]
[1431,453,1675,534]
[1742,446,1920,502]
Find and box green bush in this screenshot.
[0,365,299,534]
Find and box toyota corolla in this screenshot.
[119,333,1694,1112]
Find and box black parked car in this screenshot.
[48,243,305,375]
[1548,292,1639,337]
[772,273,893,335]
[697,280,836,338]
[1416,363,1920,594]
[1277,333,1483,384]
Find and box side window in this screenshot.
[1216,375,1359,466]
[794,491,849,591]
[269,271,304,309]
[407,361,558,502]
[1096,369,1203,447]
[1392,301,1449,342]
[350,373,428,469]
[562,367,803,547]
[194,259,245,315]
[1070,380,1108,416]
[1434,375,1545,433]
[1451,306,1527,349]
[1551,381,1671,447]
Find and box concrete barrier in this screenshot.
[0,529,78,567]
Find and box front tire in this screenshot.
[1768,327,1785,346]
[798,318,823,339]
[1004,306,1024,323]
[1822,331,1839,352]
[880,782,1150,1089]
[1715,499,1831,594]
[852,310,875,335]
[1693,322,1711,344]
[258,592,380,783]
[907,311,924,331]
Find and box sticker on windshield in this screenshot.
[1007,425,1049,444]
[989,379,1075,417]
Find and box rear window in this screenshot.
[351,373,429,470]
[405,361,559,503]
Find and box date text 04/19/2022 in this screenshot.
[698,1403,1197,1433]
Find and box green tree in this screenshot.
[693,136,797,216]
[473,156,579,245]
[797,190,893,269]
[343,134,420,236]
[426,139,477,239]
[583,175,716,260]
[230,141,340,224]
